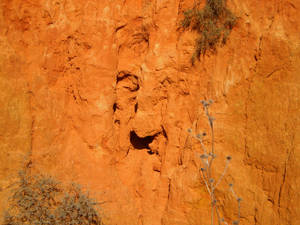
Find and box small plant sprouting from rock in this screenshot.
[3,171,103,225]
[187,100,242,225]
[181,0,237,64]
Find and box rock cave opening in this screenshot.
[130,131,155,151]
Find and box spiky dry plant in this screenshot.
[188,100,241,225]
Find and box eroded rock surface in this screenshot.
[0,0,299,224]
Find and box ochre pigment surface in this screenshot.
[0,0,299,224]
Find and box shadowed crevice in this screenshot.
[161,126,168,141]
[116,72,140,92]
[130,131,155,150]
[113,103,118,112]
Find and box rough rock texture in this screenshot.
[0,0,299,224]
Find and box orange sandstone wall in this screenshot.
[0,0,299,224]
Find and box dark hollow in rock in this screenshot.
[116,72,140,92]
[130,131,155,150]
[147,150,154,155]
[113,103,118,112]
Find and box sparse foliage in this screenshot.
[181,0,237,64]
[3,172,103,225]
[188,100,242,225]
[55,183,102,225]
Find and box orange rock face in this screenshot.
[0,0,299,224]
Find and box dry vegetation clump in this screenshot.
[181,0,237,64]
[3,172,103,225]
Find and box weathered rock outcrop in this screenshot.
[0,0,299,224]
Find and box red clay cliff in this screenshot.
[0,0,299,224]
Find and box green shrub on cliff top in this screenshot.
[181,0,237,64]
[3,172,103,225]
